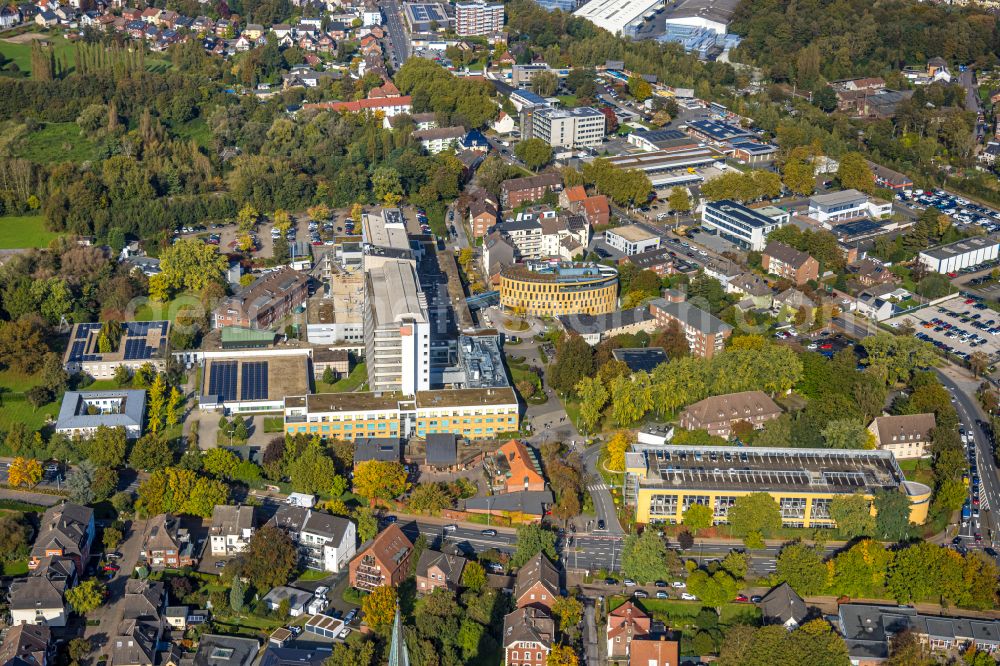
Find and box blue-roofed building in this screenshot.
[729,140,778,164]
[55,390,146,439]
[459,128,490,152]
[687,118,755,145]
[509,89,548,111]
[63,321,171,379]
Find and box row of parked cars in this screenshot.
[899,189,1000,232]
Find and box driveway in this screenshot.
[85,518,148,658]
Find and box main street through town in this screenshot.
[378,0,409,69]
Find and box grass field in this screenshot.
[0,368,60,432]
[0,215,62,249]
[0,34,171,76]
[12,122,100,164]
[3,560,28,576]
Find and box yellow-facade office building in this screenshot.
[499,261,618,317]
[624,445,931,528]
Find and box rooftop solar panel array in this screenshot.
[240,361,269,401]
[208,361,238,402]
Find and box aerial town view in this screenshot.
[2,0,1000,663]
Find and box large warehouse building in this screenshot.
[574,0,663,37]
[918,236,1000,274]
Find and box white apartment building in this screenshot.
[454,0,503,35]
[531,106,605,149]
[363,259,431,395]
[605,224,661,256]
[807,189,893,225]
[501,216,545,259]
[270,507,357,573]
[702,200,786,251]
[209,505,255,557]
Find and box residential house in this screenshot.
[465,490,553,523]
[110,580,165,666]
[186,635,259,666]
[606,601,651,660]
[9,571,71,627]
[727,273,773,309]
[648,291,732,358]
[851,258,900,287]
[578,195,610,227]
[242,23,263,39]
[761,241,819,286]
[772,288,816,321]
[501,172,562,208]
[628,636,680,666]
[514,553,559,611]
[487,439,546,493]
[415,550,467,594]
[262,586,313,617]
[141,514,196,568]
[839,604,1000,663]
[623,248,675,276]
[759,582,808,630]
[483,231,516,279]
[0,7,21,28]
[502,607,554,666]
[559,185,587,209]
[679,390,783,438]
[268,506,356,573]
[209,505,255,557]
[348,524,413,591]
[855,288,896,322]
[29,503,95,572]
[867,413,936,459]
[0,624,53,666]
[34,11,57,26]
[470,198,499,238]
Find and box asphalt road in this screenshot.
[937,370,1000,548]
[379,0,409,68]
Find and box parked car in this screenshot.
[654,581,667,588]
[655,591,668,599]
[623,579,636,587]
[633,590,648,598]
[750,595,763,603]
[103,563,120,572]
[106,552,122,560]
[680,592,697,601]
[734,594,749,603]
[671,581,686,589]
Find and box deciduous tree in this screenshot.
[66,579,106,614]
[240,524,298,591]
[353,460,409,502]
[361,585,397,628]
[7,457,41,488]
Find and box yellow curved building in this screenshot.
[499,261,618,317]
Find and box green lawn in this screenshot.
[3,560,28,576]
[316,362,368,393]
[0,215,62,249]
[0,368,60,433]
[0,34,171,76]
[12,122,100,164]
[86,379,120,391]
[0,34,79,75]
[295,569,331,582]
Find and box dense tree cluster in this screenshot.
[730,0,999,88]
[776,538,999,610]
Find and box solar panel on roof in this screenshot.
[209,361,238,402]
[240,361,269,401]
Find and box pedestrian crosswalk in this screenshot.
[588,483,610,491]
[980,486,990,511]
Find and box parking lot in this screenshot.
[888,294,1000,362]
[898,188,1000,234]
